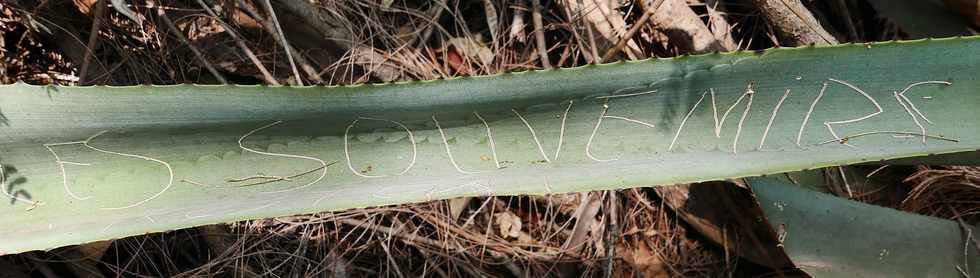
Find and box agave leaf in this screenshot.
[1,37,979,253]
[748,175,980,277]
[875,150,980,166]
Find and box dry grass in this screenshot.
[8,191,739,277]
[903,166,980,223]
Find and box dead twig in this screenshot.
[79,0,106,85]
[258,0,303,85]
[195,0,280,85]
[603,190,620,277]
[531,0,552,69]
[154,4,227,84]
[235,0,323,84]
[601,0,663,62]
[557,0,598,63]
[560,0,642,61]
[406,0,447,47]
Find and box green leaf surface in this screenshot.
[748,176,980,277]
[1,37,979,254]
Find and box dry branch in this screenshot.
[750,0,839,46]
[155,5,227,84]
[641,0,728,53]
[600,6,657,62]
[195,0,279,85]
[531,0,552,68]
[78,0,105,84]
[258,0,303,85]
[28,1,112,84]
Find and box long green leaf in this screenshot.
[748,175,980,277]
[1,37,978,254]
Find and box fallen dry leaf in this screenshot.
[620,240,668,278]
[494,211,523,239]
[447,36,494,66]
[562,192,603,252]
[448,197,472,221]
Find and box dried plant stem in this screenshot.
[236,0,322,84]
[259,0,303,85]
[155,5,227,84]
[79,0,106,85]
[195,0,279,85]
[531,0,552,69]
[407,0,447,47]
[601,4,657,62]
[603,190,619,277]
